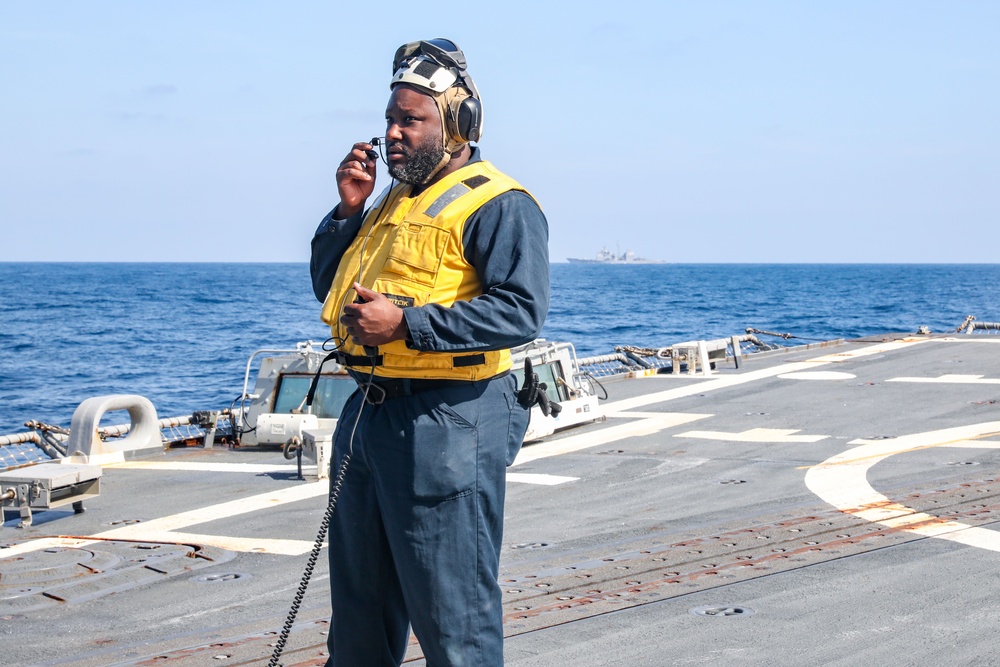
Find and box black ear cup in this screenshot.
[453,96,482,143]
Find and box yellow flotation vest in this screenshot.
[320,160,534,380]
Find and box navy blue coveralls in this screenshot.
[310,148,550,666]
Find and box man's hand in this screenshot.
[340,283,409,347]
[335,142,378,219]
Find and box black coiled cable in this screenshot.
[267,451,352,667]
[267,360,374,666]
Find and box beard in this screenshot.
[388,134,446,185]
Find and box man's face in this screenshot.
[384,85,445,185]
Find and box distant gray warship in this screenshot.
[566,246,665,264]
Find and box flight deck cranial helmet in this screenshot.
[390,38,483,155]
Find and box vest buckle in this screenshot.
[361,382,387,405]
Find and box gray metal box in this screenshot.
[0,463,102,511]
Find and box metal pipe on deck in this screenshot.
[577,353,631,366]
[0,432,42,447]
[94,415,194,438]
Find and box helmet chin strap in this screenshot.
[416,86,469,185]
[418,151,451,185]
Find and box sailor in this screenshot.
[310,38,550,666]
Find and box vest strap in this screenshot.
[337,352,384,367]
[453,353,486,367]
[338,351,485,369]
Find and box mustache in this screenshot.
[386,141,410,156]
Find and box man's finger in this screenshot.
[353,283,380,301]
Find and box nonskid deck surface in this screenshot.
[3,335,1000,666]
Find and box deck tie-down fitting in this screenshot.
[63,394,163,465]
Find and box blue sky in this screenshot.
[2,1,998,263]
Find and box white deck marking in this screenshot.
[0,470,579,559]
[946,439,1000,449]
[888,374,1000,384]
[110,461,312,473]
[600,338,928,412]
[511,413,710,467]
[3,481,331,557]
[1,537,87,559]
[0,533,317,558]
[603,410,677,419]
[805,422,1000,552]
[506,473,578,485]
[96,481,330,536]
[677,427,828,443]
[778,371,856,380]
[514,340,924,465]
[121,531,317,555]
[803,338,928,363]
[3,340,938,560]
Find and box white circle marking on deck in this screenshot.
[805,421,1000,552]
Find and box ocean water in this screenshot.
[2,262,999,435]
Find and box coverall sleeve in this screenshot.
[403,190,550,352]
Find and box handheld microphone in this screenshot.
[353,293,379,358]
[366,137,385,164]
